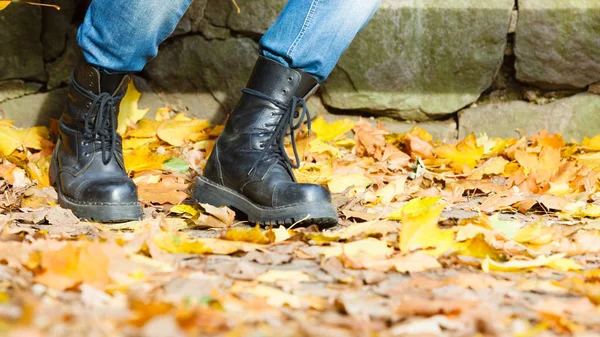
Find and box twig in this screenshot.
[231,0,240,14]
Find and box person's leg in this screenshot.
[51,0,192,222]
[260,0,381,82]
[78,0,192,72]
[194,0,380,228]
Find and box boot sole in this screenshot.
[193,176,339,228]
[50,155,143,223]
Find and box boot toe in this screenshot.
[272,182,332,207]
[76,178,139,204]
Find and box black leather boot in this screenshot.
[193,57,338,228]
[49,58,142,222]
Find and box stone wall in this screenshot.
[1,0,599,140]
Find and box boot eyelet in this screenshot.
[283,89,288,93]
[88,72,93,77]
[288,77,293,81]
[86,103,91,108]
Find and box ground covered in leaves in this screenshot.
[2,85,600,336]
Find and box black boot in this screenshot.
[193,57,338,228]
[49,58,142,222]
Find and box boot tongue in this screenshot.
[74,55,130,96]
[294,69,319,100]
[100,72,128,95]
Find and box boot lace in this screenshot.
[73,79,122,165]
[241,88,311,176]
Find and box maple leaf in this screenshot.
[117,81,149,134]
[0,124,49,156]
[223,225,274,244]
[310,117,355,142]
[434,133,484,172]
[582,135,600,151]
[35,241,113,290]
[389,197,454,256]
[327,173,373,194]
[153,233,263,255]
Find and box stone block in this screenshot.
[321,0,514,121]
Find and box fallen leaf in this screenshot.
[117,81,149,134]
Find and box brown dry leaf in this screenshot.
[354,119,388,160]
[363,251,442,273]
[136,173,189,205]
[198,203,235,227]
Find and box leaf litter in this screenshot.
[1,88,600,336]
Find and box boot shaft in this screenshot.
[62,56,131,130]
[225,57,319,136]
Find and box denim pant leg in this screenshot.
[260,0,381,82]
[77,0,192,72]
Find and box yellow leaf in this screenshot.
[560,202,600,218]
[295,161,332,185]
[371,176,407,205]
[434,134,484,171]
[117,81,149,134]
[223,225,274,244]
[334,138,356,148]
[123,147,170,172]
[126,119,162,138]
[0,124,49,156]
[169,204,199,216]
[546,181,571,196]
[311,117,355,142]
[157,119,210,146]
[546,257,583,272]
[481,254,579,272]
[122,137,154,150]
[453,234,502,261]
[386,196,440,220]
[273,225,291,242]
[514,221,555,245]
[327,173,372,194]
[582,135,600,151]
[0,1,9,10]
[308,139,340,157]
[153,232,263,255]
[256,270,312,284]
[393,197,454,256]
[468,157,509,180]
[0,291,8,303]
[577,152,600,169]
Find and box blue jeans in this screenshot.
[77,0,380,82]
